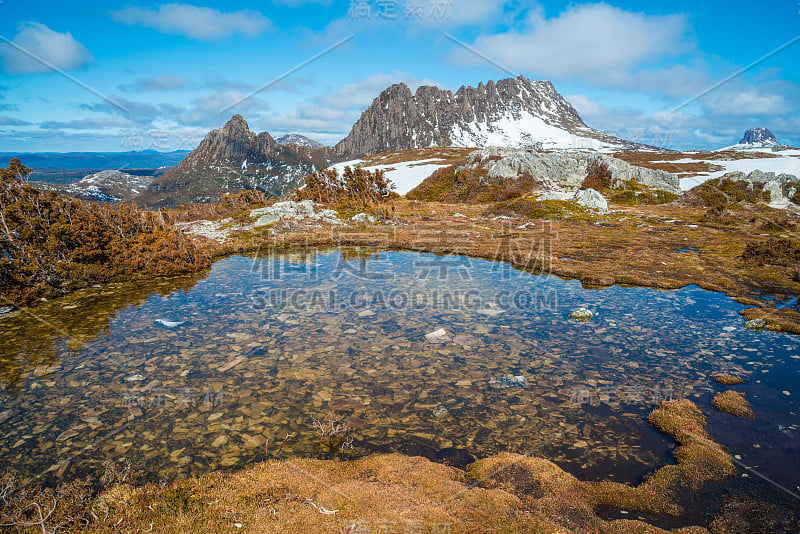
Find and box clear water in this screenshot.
[0,249,798,499]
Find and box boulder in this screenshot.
[575,188,608,213]
[351,213,377,224]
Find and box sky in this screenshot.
[0,0,798,152]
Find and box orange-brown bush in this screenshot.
[170,190,274,222]
[581,158,612,190]
[407,165,534,203]
[741,238,800,267]
[0,158,210,307]
[296,166,395,217]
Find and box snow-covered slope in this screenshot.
[329,158,450,196]
[449,110,616,152]
[677,154,800,190]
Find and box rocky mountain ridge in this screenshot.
[138,116,335,208]
[137,76,664,207]
[332,76,653,158]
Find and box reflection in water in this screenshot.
[0,249,797,493]
[0,274,205,391]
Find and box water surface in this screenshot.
[0,249,797,501]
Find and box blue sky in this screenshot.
[0,0,798,152]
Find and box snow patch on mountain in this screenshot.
[449,110,614,152]
[329,158,450,196]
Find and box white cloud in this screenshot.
[272,0,332,6]
[317,71,441,110]
[164,90,271,126]
[111,3,272,41]
[564,94,607,118]
[454,4,692,88]
[261,71,441,139]
[0,116,30,126]
[0,22,93,75]
[120,75,194,92]
[81,96,162,124]
[702,88,790,116]
[39,117,135,130]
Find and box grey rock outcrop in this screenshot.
[461,147,680,193]
[575,188,609,213]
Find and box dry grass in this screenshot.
[714,375,744,386]
[74,400,733,533]
[612,150,779,178]
[712,391,754,419]
[357,147,473,167]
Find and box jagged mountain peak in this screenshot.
[333,75,638,158]
[740,128,779,146]
[137,115,332,208]
[721,127,788,151]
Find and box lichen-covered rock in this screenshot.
[570,308,594,321]
[461,147,680,193]
[575,188,609,213]
[351,213,377,224]
[745,318,766,330]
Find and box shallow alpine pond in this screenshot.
[0,248,798,499]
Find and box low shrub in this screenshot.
[0,158,210,306]
[741,238,800,266]
[296,166,395,217]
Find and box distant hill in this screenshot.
[276,134,326,149]
[0,150,190,170]
[720,128,791,151]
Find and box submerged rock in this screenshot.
[569,308,594,321]
[489,375,527,389]
[154,319,189,330]
[424,328,450,343]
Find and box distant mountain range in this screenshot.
[136,76,661,207]
[0,150,190,171]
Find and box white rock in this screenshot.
[351,213,376,224]
[574,188,609,213]
[569,308,594,321]
[425,328,450,343]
